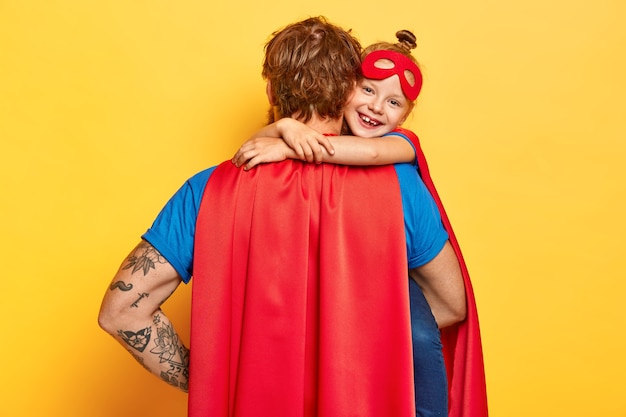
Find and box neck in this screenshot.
[274,108,343,135]
[304,114,343,135]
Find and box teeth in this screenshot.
[360,114,380,126]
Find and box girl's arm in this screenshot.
[323,133,415,165]
[247,118,335,163]
[233,118,416,170]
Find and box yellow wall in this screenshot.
[1,1,625,416]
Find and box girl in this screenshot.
[233,30,420,170]
[233,30,460,325]
[233,31,487,417]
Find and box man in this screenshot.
[99,17,466,416]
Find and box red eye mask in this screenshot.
[361,50,422,101]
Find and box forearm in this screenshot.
[322,135,415,165]
[98,241,189,392]
[267,135,404,165]
[236,119,415,168]
[102,307,189,392]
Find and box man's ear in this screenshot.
[266,82,276,105]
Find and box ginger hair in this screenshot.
[263,16,362,123]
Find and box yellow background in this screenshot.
[1,1,625,416]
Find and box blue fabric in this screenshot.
[409,278,448,416]
[393,163,448,268]
[142,166,215,283]
[384,130,418,167]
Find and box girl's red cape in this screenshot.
[395,127,488,417]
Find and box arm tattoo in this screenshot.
[123,242,168,276]
[151,314,189,392]
[118,327,152,352]
[130,292,149,308]
[117,315,189,392]
[110,280,133,291]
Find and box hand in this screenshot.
[232,137,294,170]
[276,118,335,163]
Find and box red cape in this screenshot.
[190,161,417,416]
[395,127,488,417]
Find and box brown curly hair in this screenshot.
[262,17,362,123]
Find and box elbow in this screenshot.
[448,295,468,325]
[451,302,467,324]
[435,299,467,329]
[446,304,467,328]
[97,299,128,336]
[97,304,116,335]
[368,148,383,164]
[98,295,157,336]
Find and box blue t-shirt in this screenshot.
[143,163,448,283]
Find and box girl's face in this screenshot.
[343,75,410,138]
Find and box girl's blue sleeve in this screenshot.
[384,128,418,168]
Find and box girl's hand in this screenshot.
[276,118,334,163]
[232,137,294,170]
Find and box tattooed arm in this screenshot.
[98,240,190,392]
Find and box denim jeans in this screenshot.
[409,278,448,417]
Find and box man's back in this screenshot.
[189,160,427,416]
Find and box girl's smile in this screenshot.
[344,75,410,138]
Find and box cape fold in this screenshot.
[190,161,415,416]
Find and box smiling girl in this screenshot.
[232,30,420,169]
[232,30,487,417]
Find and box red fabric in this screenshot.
[395,127,489,417]
[190,161,416,416]
[361,50,423,100]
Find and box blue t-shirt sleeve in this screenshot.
[394,163,449,268]
[384,129,418,167]
[141,167,216,283]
